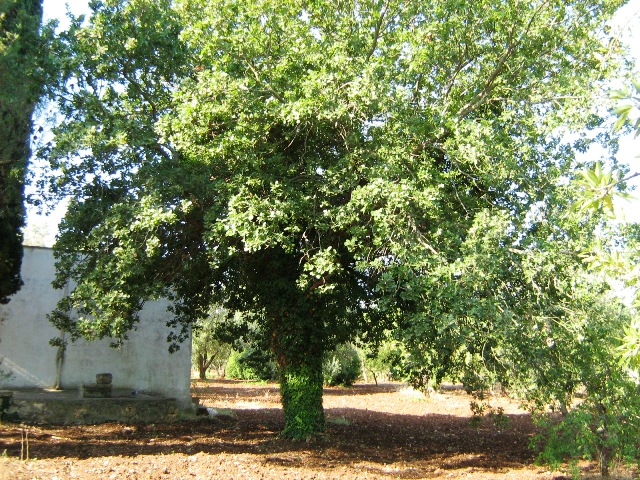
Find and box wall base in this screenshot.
[3,388,190,425]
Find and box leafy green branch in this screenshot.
[574,77,640,373]
[572,162,636,216]
[611,78,640,136]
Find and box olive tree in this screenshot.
[192,308,233,380]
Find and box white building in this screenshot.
[0,246,192,409]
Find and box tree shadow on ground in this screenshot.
[192,379,404,399]
[0,406,536,477]
[0,380,550,478]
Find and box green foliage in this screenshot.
[611,79,640,136]
[323,344,361,387]
[395,208,597,395]
[40,0,627,437]
[571,77,640,378]
[518,286,639,477]
[223,351,245,380]
[361,339,406,384]
[571,162,632,217]
[225,347,278,382]
[0,0,49,303]
[193,337,231,379]
[391,197,640,475]
[571,77,639,231]
[618,321,640,371]
[533,381,640,477]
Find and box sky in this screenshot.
[23,0,640,246]
[43,0,90,26]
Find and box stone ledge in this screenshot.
[81,384,113,398]
[3,390,183,425]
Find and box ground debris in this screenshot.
[0,380,596,479]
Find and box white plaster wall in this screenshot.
[0,247,192,408]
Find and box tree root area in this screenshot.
[0,380,607,479]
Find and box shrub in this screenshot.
[361,340,406,384]
[323,344,361,386]
[532,376,640,477]
[225,347,278,381]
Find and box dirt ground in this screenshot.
[0,380,610,479]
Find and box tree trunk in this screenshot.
[596,401,611,478]
[600,448,610,478]
[360,357,368,383]
[198,354,207,380]
[278,352,325,439]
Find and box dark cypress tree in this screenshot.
[0,0,44,303]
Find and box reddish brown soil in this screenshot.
[0,380,604,479]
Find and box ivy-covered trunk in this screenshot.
[278,351,325,439]
[270,304,326,439]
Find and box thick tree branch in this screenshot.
[121,67,159,118]
[366,0,391,61]
[456,0,551,119]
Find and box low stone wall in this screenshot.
[4,389,183,425]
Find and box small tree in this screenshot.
[527,292,640,477]
[192,309,233,380]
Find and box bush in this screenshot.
[361,340,407,384]
[519,290,640,477]
[323,344,361,386]
[532,376,640,477]
[225,347,278,381]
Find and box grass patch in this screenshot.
[327,415,351,426]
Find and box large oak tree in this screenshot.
[42,0,626,437]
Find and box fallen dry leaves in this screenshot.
[0,380,610,479]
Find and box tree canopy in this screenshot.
[42,0,628,438]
